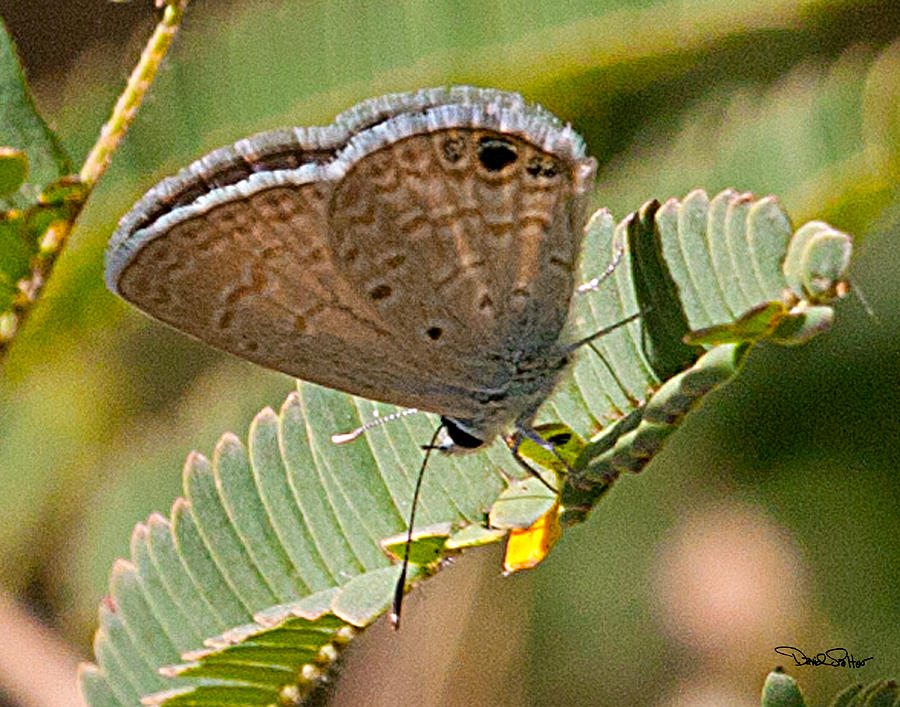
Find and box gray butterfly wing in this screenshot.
[106,87,596,420]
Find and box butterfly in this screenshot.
[106,86,624,625]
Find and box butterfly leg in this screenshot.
[585,341,641,407]
[509,424,569,493]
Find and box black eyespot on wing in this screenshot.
[369,284,392,301]
[385,253,406,269]
[442,136,466,163]
[477,137,518,172]
[526,156,559,178]
[426,326,443,340]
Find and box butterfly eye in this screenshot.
[477,137,518,172]
[440,417,487,451]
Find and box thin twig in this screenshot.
[80,1,189,187]
[0,1,190,364]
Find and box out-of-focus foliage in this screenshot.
[0,12,70,206]
[0,11,81,347]
[762,668,807,707]
[0,1,898,705]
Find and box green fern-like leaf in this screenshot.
[760,670,899,707]
[80,188,852,706]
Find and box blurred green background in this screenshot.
[1,0,899,705]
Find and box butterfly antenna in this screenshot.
[576,233,626,295]
[331,408,421,445]
[390,423,444,629]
